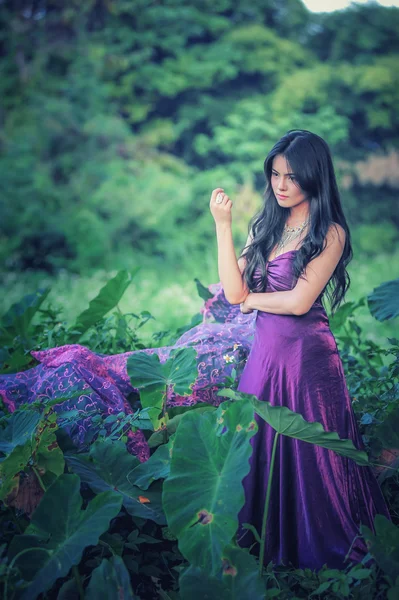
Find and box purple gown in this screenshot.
[0,256,392,571]
[236,249,392,570]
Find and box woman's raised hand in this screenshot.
[209,187,233,226]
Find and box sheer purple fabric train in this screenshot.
[0,282,255,462]
[0,256,392,571]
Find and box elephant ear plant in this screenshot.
[0,407,65,509]
[221,389,371,575]
[367,278,399,322]
[162,396,266,598]
[6,474,123,600]
[127,346,199,432]
[1,276,398,599]
[162,386,396,597]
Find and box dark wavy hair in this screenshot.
[240,129,353,314]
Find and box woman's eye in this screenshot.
[289,176,296,181]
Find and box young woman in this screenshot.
[0,130,391,573]
[209,129,392,571]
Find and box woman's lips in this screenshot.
[277,194,288,199]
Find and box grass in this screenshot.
[1,248,398,348]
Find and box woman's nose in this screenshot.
[278,178,288,191]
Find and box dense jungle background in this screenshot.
[1,0,398,342]
[1,1,399,599]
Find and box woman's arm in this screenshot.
[241,224,346,316]
[210,187,251,304]
[215,223,249,303]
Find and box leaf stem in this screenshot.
[98,539,116,556]
[162,383,168,445]
[259,431,279,576]
[370,461,398,472]
[72,565,85,600]
[32,466,47,492]
[4,547,51,600]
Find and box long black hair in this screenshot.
[240,129,353,314]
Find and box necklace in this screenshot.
[274,218,309,256]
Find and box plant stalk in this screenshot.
[32,466,47,493]
[258,431,279,576]
[4,547,51,600]
[162,383,168,445]
[72,565,85,600]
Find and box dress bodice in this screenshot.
[254,249,325,308]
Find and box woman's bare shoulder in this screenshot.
[326,222,346,249]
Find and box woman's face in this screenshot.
[270,154,309,210]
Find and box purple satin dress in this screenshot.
[236,249,392,570]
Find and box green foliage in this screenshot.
[147,404,216,448]
[219,388,381,578]
[352,222,399,256]
[127,347,198,429]
[329,299,399,463]
[368,279,399,322]
[329,297,367,331]
[179,545,266,600]
[361,515,399,584]
[70,269,139,341]
[309,564,373,597]
[85,556,137,600]
[310,4,399,63]
[2,0,399,582]
[128,440,172,490]
[0,409,64,504]
[374,403,399,449]
[0,270,398,598]
[0,410,41,455]
[163,400,258,574]
[0,1,398,272]
[222,389,369,465]
[0,269,152,375]
[8,474,123,600]
[195,96,349,181]
[66,438,166,524]
[0,287,51,348]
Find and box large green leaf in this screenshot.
[0,440,32,502]
[368,278,399,322]
[127,347,198,428]
[70,269,139,339]
[148,405,216,448]
[223,390,369,466]
[66,438,166,524]
[361,515,399,582]
[329,298,365,331]
[179,545,266,600]
[0,287,51,345]
[194,278,214,301]
[0,412,64,503]
[0,346,34,373]
[33,412,65,486]
[0,410,42,454]
[86,556,137,600]
[162,400,258,574]
[8,473,122,600]
[127,439,173,490]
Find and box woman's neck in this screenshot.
[286,202,310,227]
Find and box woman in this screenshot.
[209,129,391,571]
[0,130,391,571]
